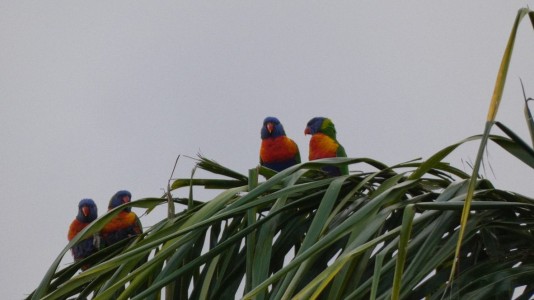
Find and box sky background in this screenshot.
[2,2,534,299]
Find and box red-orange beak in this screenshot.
[82,206,90,217]
[267,122,274,134]
[122,196,130,204]
[304,127,311,135]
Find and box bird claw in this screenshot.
[93,234,101,249]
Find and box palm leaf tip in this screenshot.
[193,154,248,181]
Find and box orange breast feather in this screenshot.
[309,133,338,161]
[101,212,137,234]
[261,136,298,163]
[68,219,89,241]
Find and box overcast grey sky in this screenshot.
[2,2,534,299]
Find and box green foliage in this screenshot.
[27,143,534,299]
[449,7,534,288]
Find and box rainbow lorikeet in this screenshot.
[305,117,348,176]
[100,190,143,247]
[68,198,99,270]
[260,116,301,172]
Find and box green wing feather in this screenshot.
[293,140,302,164]
[336,143,347,158]
[336,142,349,175]
[135,216,143,234]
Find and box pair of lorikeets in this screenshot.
[67,190,143,270]
[260,116,348,176]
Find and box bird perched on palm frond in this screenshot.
[100,190,142,247]
[68,198,99,270]
[260,116,301,172]
[305,117,348,176]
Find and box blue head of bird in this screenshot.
[109,190,132,212]
[305,117,337,139]
[77,198,98,223]
[261,116,287,139]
